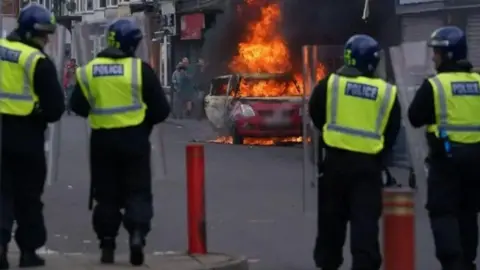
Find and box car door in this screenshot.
[225,74,240,119]
[204,75,232,129]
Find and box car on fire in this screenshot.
[204,73,303,145]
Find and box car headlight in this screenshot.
[240,104,256,117]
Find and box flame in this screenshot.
[213,0,326,146]
[212,136,303,145]
[228,0,326,98]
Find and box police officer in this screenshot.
[408,26,480,270]
[309,34,401,270]
[0,4,65,269]
[69,19,170,266]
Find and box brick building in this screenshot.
[1,0,20,15]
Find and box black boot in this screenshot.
[129,231,145,266]
[0,246,8,270]
[99,238,115,264]
[19,250,45,268]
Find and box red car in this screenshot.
[204,73,303,144]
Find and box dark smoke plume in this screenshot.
[201,0,260,78]
[280,0,367,72]
[201,0,369,77]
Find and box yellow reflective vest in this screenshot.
[0,39,44,116]
[322,74,397,154]
[427,72,480,143]
[76,57,146,129]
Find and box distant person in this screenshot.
[172,58,195,118]
[63,58,77,115]
[193,58,208,119]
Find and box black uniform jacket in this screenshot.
[308,67,402,172]
[70,48,171,149]
[2,31,65,155]
[408,60,480,159]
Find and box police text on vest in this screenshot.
[92,64,124,77]
[0,46,20,63]
[451,82,480,96]
[345,82,378,100]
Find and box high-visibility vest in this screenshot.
[322,74,397,154]
[76,57,146,129]
[0,39,43,115]
[427,72,480,143]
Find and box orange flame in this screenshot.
[228,0,326,97]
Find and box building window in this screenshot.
[65,0,76,14]
[108,0,118,7]
[99,0,106,8]
[45,0,51,10]
[77,0,85,12]
[87,0,93,10]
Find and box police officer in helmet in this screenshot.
[0,3,65,269]
[408,26,480,270]
[70,19,170,266]
[309,34,401,270]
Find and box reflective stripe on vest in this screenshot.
[78,59,142,115]
[430,76,480,132]
[325,74,394,139]
[0,51,42,101]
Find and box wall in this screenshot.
[1,0,20,15]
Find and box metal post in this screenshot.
[186,144,207,254]
[162,34,168,85]
[383,188,415,270]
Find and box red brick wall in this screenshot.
[2,0,20,15]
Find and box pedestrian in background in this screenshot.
[63,58,77,115]
[172,58,195,118]
[171,62,185,118]
[193,58,208,120]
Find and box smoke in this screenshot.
[201,0,261,78]
[201,0,368,77]
[280,0,366,47]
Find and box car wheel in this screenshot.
[232,129,244,145]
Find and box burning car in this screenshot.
[203,0,327,145]
[204,73,303,144]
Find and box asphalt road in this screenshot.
[38,116,476,270]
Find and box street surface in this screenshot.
[28,116,477,269]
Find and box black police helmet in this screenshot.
[17,3,57,39]
[428,26,467,62]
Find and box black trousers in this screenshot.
[427,157,480,269]
[90,136,153,244]
[314,161,383,270]
[0,150,47,251]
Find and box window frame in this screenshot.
[107,0,118,7]
[86,0,93,11]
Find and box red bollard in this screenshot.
[186,144,207,254]
[383,188,415,270]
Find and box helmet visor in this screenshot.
[34,22,57,34]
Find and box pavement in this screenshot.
[4,252,247,270]
[8,116,480,269]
